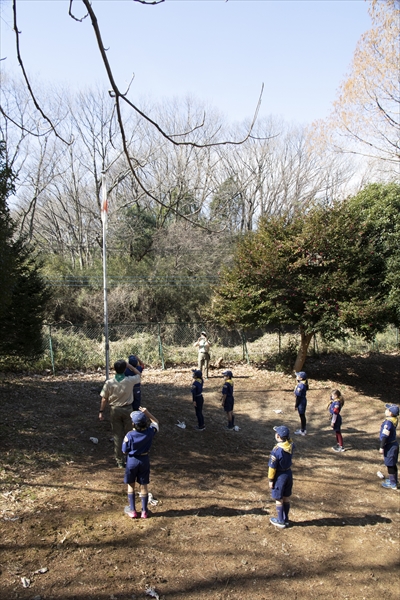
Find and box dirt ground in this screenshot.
[0,352,399,600]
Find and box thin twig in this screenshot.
[68,0,88,22]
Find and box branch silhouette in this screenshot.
[7,0,270,231]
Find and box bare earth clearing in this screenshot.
[0,353,399,600]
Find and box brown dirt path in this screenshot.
[0,353,399,599]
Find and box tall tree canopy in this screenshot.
[0,142,50,357]
[211,183,400,371]
[346,182,400,320]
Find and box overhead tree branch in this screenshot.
[81,0,266,148]
[11,1,72,146]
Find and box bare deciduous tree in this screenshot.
[316,0,399,170]
[212,119,355,233]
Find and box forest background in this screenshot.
[0,0,398,369]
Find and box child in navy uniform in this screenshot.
[122,407,159,519]
[379,404,399,490]
[268,425,295,528]
[221,370,235,430]
[191,369,205,430]
[294,371,308,436]
[328,389,345,452]
[124,355,144,411]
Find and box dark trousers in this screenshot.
[194,396,204,428]
[132,387,141,411]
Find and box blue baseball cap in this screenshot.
[128,355,138,367]
[130,411,147,425]
[192,369,203,378]
[222,370,233,378]
[385,404,399,416]
[295,371,307,380]
[274,425,290,438]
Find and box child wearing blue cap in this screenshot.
[379,404,399,490]
[221,370,235,431]
[268,425,295,528]
[124,355,145,410]
[122,407,159,519]
[191,369,205,431]
[294,371,308,436]
[328,389,345,452]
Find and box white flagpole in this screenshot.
[101,172,110,380]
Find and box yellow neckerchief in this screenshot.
[275,439,294,454]
[268,439,293,479]
[224,378,233,385]
[193,378,203,384]
[383,416,398,428]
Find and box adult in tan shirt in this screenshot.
[99,359,141,467]
[193,331,211,379]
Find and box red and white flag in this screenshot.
[101,196,108,224]
[101,175,108,225]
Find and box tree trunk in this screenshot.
[293,329,314,373]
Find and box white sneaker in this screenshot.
[294,429,306,436]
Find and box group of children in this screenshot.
[115,365,235,519]
[114,362,236,519]
[268,371,399,528]
[102,354,399,524]
[190,368,236,432]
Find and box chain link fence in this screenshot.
[42,323,400,374]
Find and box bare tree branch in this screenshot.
[133,0,165,5]
[68,0,88,23]
[11,1,72,146]
[0,105,53,138]
[81,0,266,148]
[111,93,223,232]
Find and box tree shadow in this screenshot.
[149,504,266,518]
[309,353,400,404]
[291,514,391,527]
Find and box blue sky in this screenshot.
[0,0,372,125]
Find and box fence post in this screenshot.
[158,323,165,370]
[313,333,319,357]
[241,331,250,364]
[370,336,378,352]
[48,325,55,375]
[274,327,281,355]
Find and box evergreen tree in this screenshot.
[0,142,50,357]
[0,142,16,319]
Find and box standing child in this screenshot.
[328,389,345,452]
[221,370,235,431]
[191,369,205,431]
[379,404,399,490]
[294,371,308,436]
[122,407,159,519]
[124,355,144,410]
[268,425,295,529]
